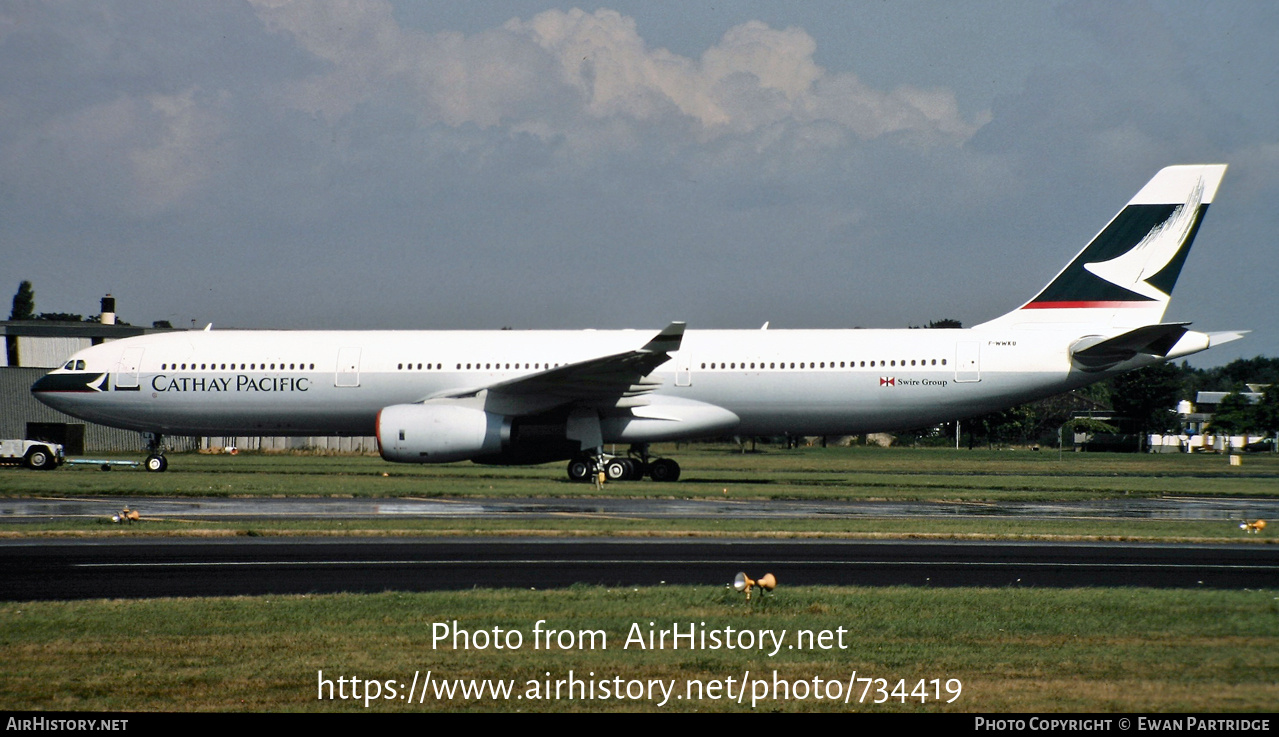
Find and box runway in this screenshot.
[3,537,1276,600]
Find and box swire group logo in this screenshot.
[879,377,895,387]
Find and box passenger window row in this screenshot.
[397,362,570,371]
[149,358,945,373]
[699,358,948,370]
[159,362,317,371]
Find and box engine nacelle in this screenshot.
[377,404,510,463]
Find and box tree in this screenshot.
[1211,392,1257,436]
[970,405,1034,447]
[1178,357,1279,399]
[1254,386,1279,440]
[35,311,83,322]
[9,281,34,320]
[909,318,964,329]
[1110,363,1183,450]
[1067,417,1120,435]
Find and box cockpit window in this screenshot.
[76,360,85,370]
[64,361,74,370]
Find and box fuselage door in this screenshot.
[955,342,980,383]
[675,351,692,387]
[335,347,361,387]
[115,347,144,388]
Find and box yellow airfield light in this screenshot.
[733,572,777,600]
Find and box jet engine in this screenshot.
[377,404,511,463]
[377,396,741,466]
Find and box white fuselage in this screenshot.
[33,325,1136,440]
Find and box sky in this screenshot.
[1,1,1275,365]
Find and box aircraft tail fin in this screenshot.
[977,164,1227,330]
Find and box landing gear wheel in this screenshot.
[25,447,53,470]
[622,458,646,481]
[648,458,680,482]
[605,458,631,481]
[145,454,168,473]
[566,457,593,483]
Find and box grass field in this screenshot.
[4,444,1279,501]
[3,445,1276,713]
[5,516,1273,544]
[2,586,1275,712]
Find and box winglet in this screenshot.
[642,322,685,353]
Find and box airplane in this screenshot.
[32,164,1242,481]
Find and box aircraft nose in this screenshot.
[31,373,58,394]
[30,371,102,397]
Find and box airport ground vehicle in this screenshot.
[0,439,65,470]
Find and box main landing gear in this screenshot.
[143,432,168,473]
[565,444,681,483]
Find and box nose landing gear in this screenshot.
[143,433,168,472]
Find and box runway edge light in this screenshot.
[733,572,777,600]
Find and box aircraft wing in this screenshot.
[428,322,685,415]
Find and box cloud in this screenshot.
[250,2,983,150]
[4,86,228,217]
[6,1,1267,358]
[128,89,230,213]
[2,2,984,227]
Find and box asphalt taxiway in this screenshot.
[4,496,1276,600]
[3,537,1276,600]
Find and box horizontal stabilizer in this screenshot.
[1070,323,1191,369]
[1206,330,1249,348]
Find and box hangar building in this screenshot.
[2,298,376,455]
